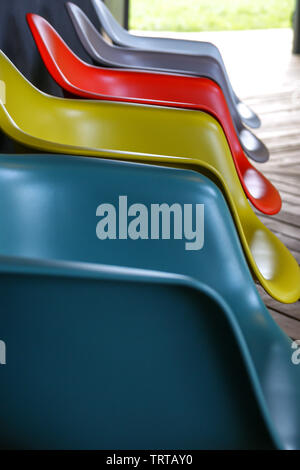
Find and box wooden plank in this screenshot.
[281,201,300,215]
[265,211,300,226]
[257,286,300,320]
[257,172,300,187]
[257,215,300,240]
[261,173,300,187]
[265,301,300,322]
[268,309,300,340]
[256,230,300,256]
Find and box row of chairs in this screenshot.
[0,0,299,450]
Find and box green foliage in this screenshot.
[130,0,295,32]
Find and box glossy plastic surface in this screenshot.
[66,2,268,163]
[27,13,281,215]
[0,51,298,302]
[0,262,282,450]
[91,0,261,129]
[0,155,299,449]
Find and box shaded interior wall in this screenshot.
[104,0,129,29]
[293,0,300,54]
[0,0,103,152]
[0,0,101,96]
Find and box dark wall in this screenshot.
[293,0,300,54]
[0,0,101,96]
[105,0,129,30]
[0,0,104,152]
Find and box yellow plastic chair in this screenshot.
[0,50,299,303]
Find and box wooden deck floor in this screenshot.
[237,33,300,339]
[142,28,300,338]
[138,28,300,336]
[188,28,300,338]
[249,89,300,339]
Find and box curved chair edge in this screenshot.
[0,253,286,449]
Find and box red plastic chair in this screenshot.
[27,13,281,215]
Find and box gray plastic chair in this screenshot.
[66,2,268,163]
[91,0,261,129]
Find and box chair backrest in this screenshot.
[26,13,229,112]
[93,0,266,137]
[0,155,299,449]
[0,51,298,305]
[26,13,281,218]
[66,2,265,162]
[67,2,222,77]
[0,154,251,310]
[91,0,226,61]
[67,1,123,65]
[0,256,278,449]
[27,13,92,89]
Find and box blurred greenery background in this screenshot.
[130,0,295,32]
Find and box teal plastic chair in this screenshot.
[0,257,281,450]
[0,154,299,449]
